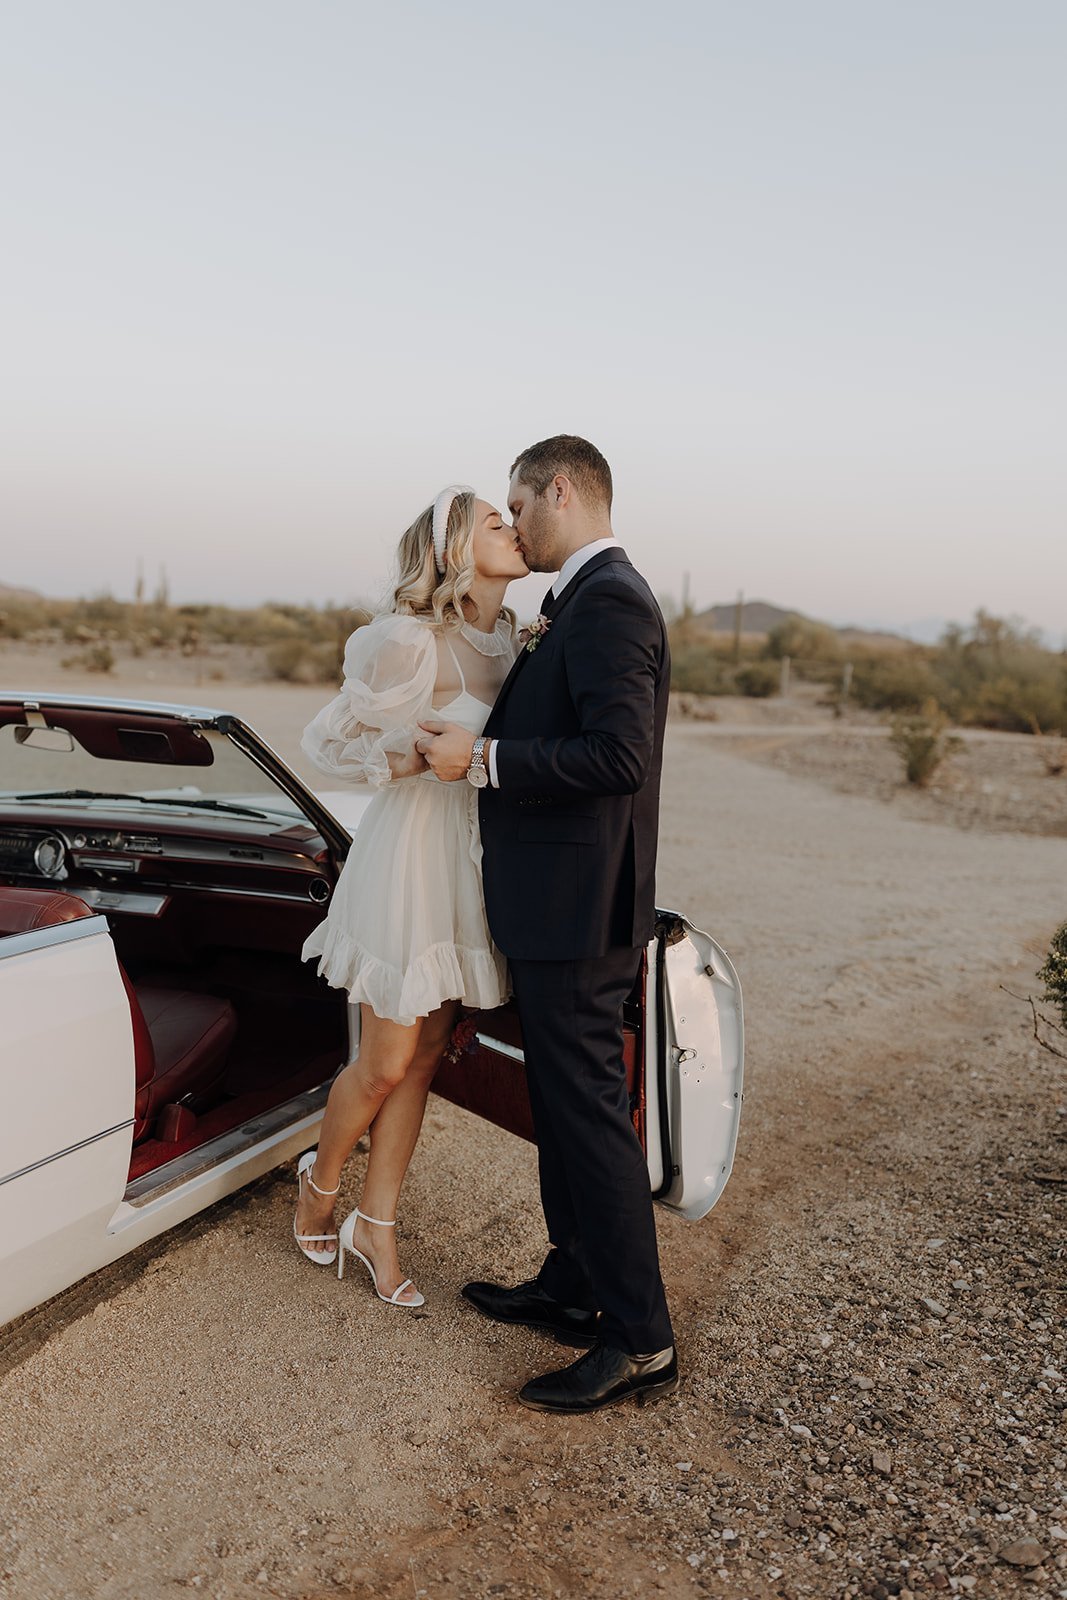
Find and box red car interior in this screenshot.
[0,884,93,932]
[432,975,647,1152]
[0,884,239,1143]
[0,862,347,1182]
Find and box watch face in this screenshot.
[467,766,489,788]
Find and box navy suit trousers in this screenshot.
[509,946,675,1356]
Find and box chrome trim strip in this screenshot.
[0,1119,135,1188]
[165,881,320,904]
[0,690,227,720]
[155,839,318,868]
[474,1031,525,1064]
[76,888,168,917]
[123,1081,335,1203]
[0,913,111,962]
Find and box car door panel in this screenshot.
[433,1000,643,1145]
[0,918,136,1325]
[646,913,745,1220]
[433,912,744,1221]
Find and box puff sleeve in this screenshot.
[300,614,437,787]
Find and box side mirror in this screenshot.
[14,726,76,753]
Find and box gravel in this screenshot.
[697,702,1067,840]
[0,692,1063,1599]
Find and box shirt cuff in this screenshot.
[488,738,500,788]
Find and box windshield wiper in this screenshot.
[13,789,149,804]
[12,789,273,821]
[154,797,274,820]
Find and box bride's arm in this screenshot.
[300,616,438,787]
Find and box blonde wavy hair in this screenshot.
[390,490,514,633]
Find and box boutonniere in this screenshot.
[518,614,552,653]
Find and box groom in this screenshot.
[418,434,676,1412]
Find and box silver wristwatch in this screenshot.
[466,736,489,788]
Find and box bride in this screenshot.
[293,486,526,1306]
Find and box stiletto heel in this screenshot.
[293,1150,339,1266]
[336,1207,425,1308]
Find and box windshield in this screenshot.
[0,723,304,819]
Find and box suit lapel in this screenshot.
[487,547,631,730]
[542,545,630,628]
[488,637,534,720]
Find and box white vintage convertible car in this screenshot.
[0,693,744,1329]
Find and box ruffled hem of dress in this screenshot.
[301,927,509,1026]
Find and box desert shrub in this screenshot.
[79,593,127,629]
[1037,923,1067,1030]
[61,643,115,674]
[935,611,1067,732]
[1031,722,1067,776]
[734,660,780,697]
[888,699,962,786]
[249,606,305,643]
[764,615,842,662]
[963,664,1066,734]
[265,639,340,683]
[851,654,945,712]
[670,693,719,721]
[668,638,733,695]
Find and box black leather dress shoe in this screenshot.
[461,1279,600,1347]
[517,1341,679,1413]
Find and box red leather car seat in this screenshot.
[128,982,236,1140]
[0,885,92,932]
[0,885,236,1142]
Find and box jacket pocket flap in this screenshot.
[516,814,599,845]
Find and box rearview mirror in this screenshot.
[14,726,76,753]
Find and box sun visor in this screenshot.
[0,706,214,765]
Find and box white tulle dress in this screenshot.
[300,611,516,1026]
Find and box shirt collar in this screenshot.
[551,537,618,599]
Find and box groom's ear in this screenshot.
[552,474,572,509]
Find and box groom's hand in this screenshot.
[416,720,476,782]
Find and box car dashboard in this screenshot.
[0,807,335,932]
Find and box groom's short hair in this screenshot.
[510,435,613,512]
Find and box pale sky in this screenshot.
[1,0,1064,638]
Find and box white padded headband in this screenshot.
[432,484,474,574]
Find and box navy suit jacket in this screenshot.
[479,547,669,962]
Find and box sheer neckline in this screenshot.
[458,615,513,657]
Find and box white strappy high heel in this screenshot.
[337,1207,425,1308]
[293,1151,339,1266]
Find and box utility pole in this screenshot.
[732,589,744,663]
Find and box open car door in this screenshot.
[433,910,744,1222]
[0,913,136,1325]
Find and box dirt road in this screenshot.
[0,691,1064,1600]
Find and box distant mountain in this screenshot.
[690,599,799,634]
[0,581,42,602]
[688,599,910,650]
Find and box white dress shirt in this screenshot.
[487,537,617,787]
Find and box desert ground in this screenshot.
[0,647,1064,1600]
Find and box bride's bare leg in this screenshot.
[293,1005,427,1257]
[352,1001,458,1300]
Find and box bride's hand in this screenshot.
[387,744,430,779]
[416,721,476,782]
